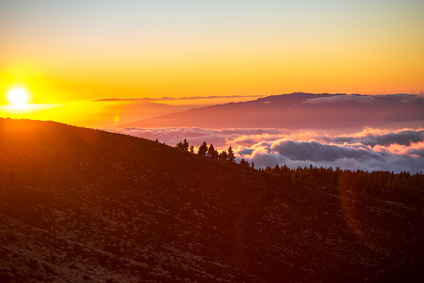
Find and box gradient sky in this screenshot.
[1,0,424,104]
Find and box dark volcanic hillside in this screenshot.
[1,118,423,282]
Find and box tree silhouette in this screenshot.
[227,146,235,162]
[189,145,194,153]
[183,139,189,151]
[176,141,184,150]
[219,150,228,161]
[240,158,249,167]
[207,144,219,159]
[176,139,190,151]
[198,142,208,156]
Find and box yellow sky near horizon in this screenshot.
[1,0,424,107]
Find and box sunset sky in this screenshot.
[1,1,424,172]
[1,0,423,105]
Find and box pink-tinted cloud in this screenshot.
[333,128,424,147]
[113,127,424,173]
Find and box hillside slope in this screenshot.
[120,93,424,129]
[1,118,423,282]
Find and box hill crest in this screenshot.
[1,118,423,282]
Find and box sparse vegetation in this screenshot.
[177,138,424,206]
[1,118,423,282]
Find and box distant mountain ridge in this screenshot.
[120,92,424,129]
[1,118,423,282]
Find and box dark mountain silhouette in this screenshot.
[72,100,188,128]
[120,93,424,129]
[1,118,423,282]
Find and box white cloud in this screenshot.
[303,93,424,105]
[303,94,375,104]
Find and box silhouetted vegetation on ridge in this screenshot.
[176,140,235,162]
[176,139,424,206]
[262,164,424,206]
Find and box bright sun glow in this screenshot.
[7,88,29,107]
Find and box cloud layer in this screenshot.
[114,127,424,173]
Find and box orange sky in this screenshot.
[1,0,424,123]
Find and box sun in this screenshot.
[7,88,29,107]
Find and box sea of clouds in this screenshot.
[114,127,424,173]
